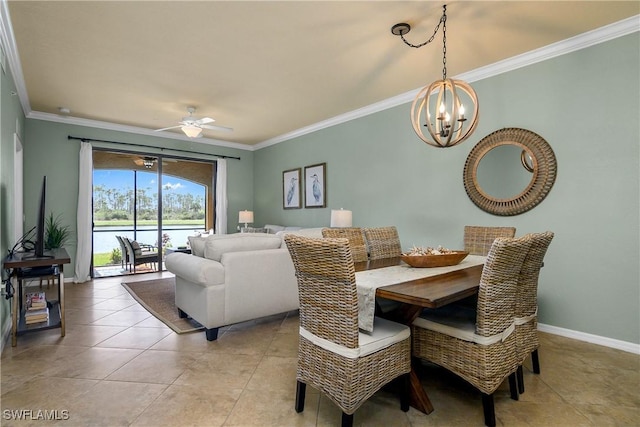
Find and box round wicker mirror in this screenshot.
[463,128,557,216]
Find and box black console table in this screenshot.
[3,248,70,347]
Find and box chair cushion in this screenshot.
[130,240,142,256]
[413,304,514,345]
[203,233,283,262]
[299,317,409,359]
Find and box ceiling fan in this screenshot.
[154,106,233,138]
[133,156,178,169]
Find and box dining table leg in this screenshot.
[384,303,434,414]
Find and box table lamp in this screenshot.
[239,210,254,232]
[330,209,352,228]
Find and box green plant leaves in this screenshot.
[45,213,72,249]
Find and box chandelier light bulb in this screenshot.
[411,78,479,147]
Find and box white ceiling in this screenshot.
[4,1,639,148]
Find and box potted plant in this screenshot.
[45,213,72,249]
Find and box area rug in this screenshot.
[121,277,204,334]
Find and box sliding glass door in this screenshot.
[160,158,211,253]
[92,150,214,277]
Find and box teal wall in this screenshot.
[0,51,25,339]
[254,34,640,344]
[4,32,639,346]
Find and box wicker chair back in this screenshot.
[464,226,516,256]
[363,226,402,260]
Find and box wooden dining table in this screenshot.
[354,257,485,415]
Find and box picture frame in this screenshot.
[304,163,326,208]
[282,168,302,209]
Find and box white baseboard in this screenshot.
[538,323,640,355]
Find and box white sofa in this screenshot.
[165,228,322,340]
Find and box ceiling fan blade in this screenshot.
[154,125,181,132]
[200,124,233,132]
[196,117,215,125]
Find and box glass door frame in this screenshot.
[91,149,215,277]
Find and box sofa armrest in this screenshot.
[165,252,225,287]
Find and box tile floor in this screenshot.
[1,273,639,426]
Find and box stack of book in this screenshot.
[24,291,49,325]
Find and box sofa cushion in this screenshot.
[204,233,283,261]
[188,235,208,257]
[243,227,267,233]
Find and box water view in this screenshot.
[93,225,205,254]
[92,166,209,260]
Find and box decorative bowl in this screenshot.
[400,251,469,268]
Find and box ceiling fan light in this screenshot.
[182,125,202,138]
[142,157,155,168]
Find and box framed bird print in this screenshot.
[283,168,302,209]
[304,163,326,208]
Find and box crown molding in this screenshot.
[0,0,30,113]
[458,14,640,84]
[255,14,639,149]
[3,2,638,152]
[27,111,253,151]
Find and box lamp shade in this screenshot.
[330,209,352,228]
[182,125,203,138]
[238,210,254,224]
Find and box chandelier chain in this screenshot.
[393,3,479,148]
[442,7,447,80]
[399,5,447,50]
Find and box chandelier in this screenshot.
[392,4,479,148]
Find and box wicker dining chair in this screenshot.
[464,225,517,256]
[284,234,411,427]
[321,227,368,262]
[514,231,554,393]
[411,235,532,427]
[363,226,403,260]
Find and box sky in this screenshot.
[93,170,204,195]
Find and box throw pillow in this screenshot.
[188,235,207,257]
[264,224,285,234]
